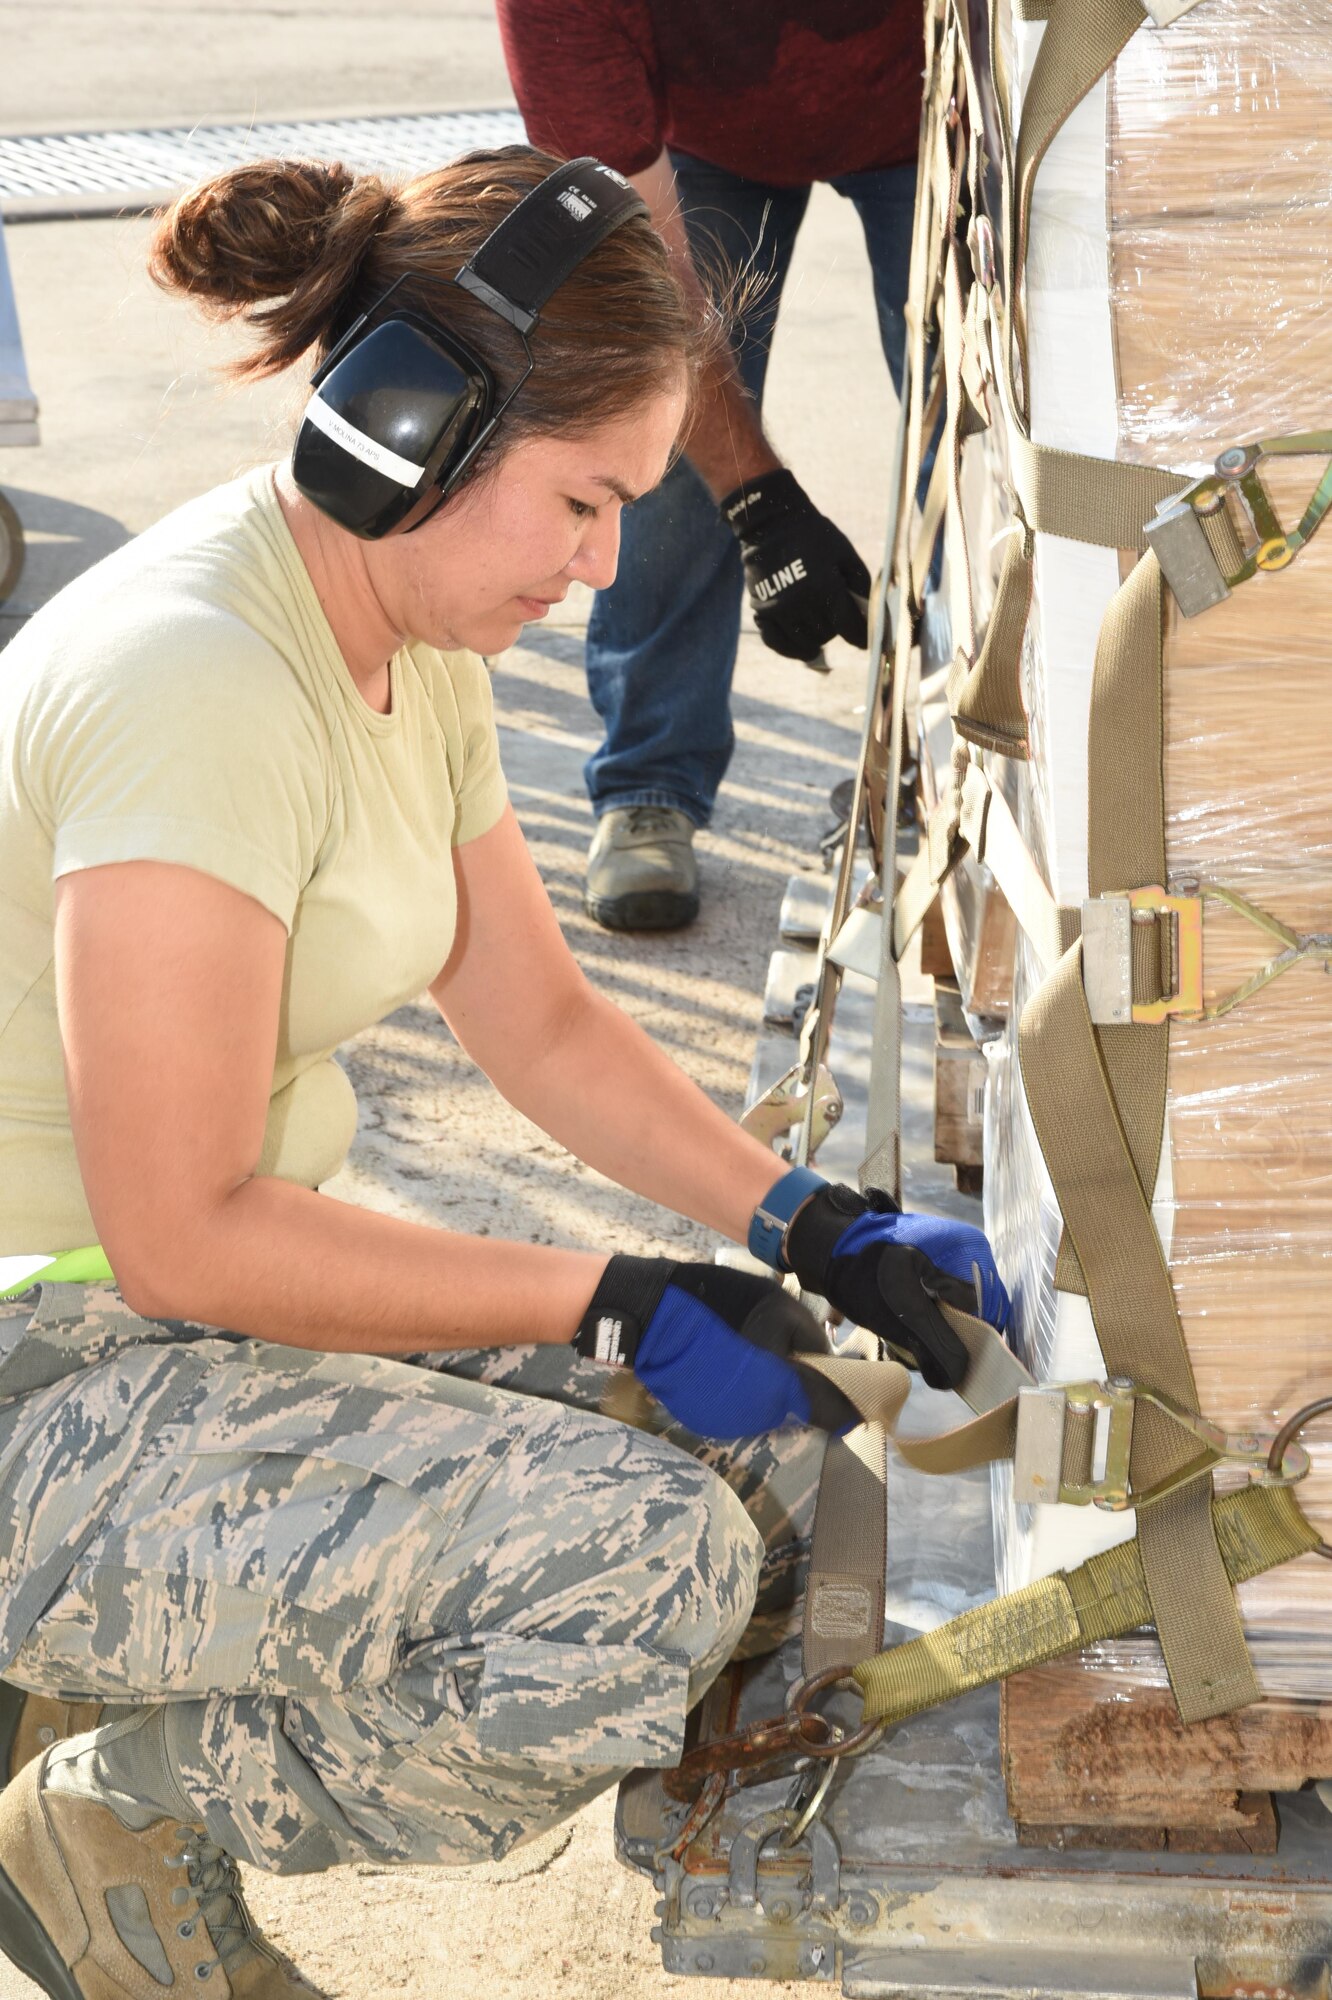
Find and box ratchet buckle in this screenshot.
[1013,1377,1311,1515]
[1081,886,1203,1026]
[1083,881,1332,1028]
[1145,430,1332,618]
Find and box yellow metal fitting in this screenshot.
[1128,887,1204,1024]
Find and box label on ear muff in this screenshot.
[304,394,427,489]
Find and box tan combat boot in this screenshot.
[0,1681,104,1789]
[0,1750,326,1998]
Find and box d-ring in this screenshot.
[1267,1396,1332,1560]
[786,1664,885,1760]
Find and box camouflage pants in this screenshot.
[2,1288,824,1875]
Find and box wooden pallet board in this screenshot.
[1002,1661,1332,1853]
[918,696,1018,1020]
[934,980,985,1169]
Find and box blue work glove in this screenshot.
[572,1256,857,1440]
[782,1182,1011,1393]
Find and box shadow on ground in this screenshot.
[0,484,131,634]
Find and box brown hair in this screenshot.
[148,149,722,466]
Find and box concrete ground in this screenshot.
[0,7,903,1994]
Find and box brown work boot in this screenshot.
[0,1680,104,1789]
[0,1749,327,1998]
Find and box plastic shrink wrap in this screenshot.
[960,0,1332,1700]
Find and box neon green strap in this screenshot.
[0,1245,113,1300]
[853,1484,1320,1729]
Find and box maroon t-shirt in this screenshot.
[496,1,923,189]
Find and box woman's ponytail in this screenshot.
[148,160,395,378]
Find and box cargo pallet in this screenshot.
[618,922,1332,1992]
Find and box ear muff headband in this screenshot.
[292,158,649,540]
[456,159,650,331]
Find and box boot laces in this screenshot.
[171,1826,310,1987]
[624,806,685,837]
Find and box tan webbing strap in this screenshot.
[940,242,979,658]
[804,1307,1090,1485]
[1013,0,1213,24]
[947,522,1034,755]
[1009,0,1144,429]
[1130,916,1173,1006]
[1007,431,1253,562]
[986,0,1256,563]
[799,36,952,1649]
[893,749,1068,974]
[1010,433,1185,554]
[1055,552,1167,1294]
[983,277,1248,557]
[798,1292,1257,1682]
[852,1482,1317,1728]
[804,1427,889,1673]
[976,774,1077,971]
[807,1303,1247,1495]
[1060,1403,1097,1488]
[1087,551,1168,1169]
[984,301,1251,559]
[804,1304,1027,1436]
[991,0,1252,562]
[987,0,1017,298]
[911,423,955,612]
[1019,946,1261,1719]
[801,1309,1034,1672]
[952,1,990,259]
[938,229,1035,752]
[941,1301,1034,1413]
[862,0,952,1199]
[893,806,967,964]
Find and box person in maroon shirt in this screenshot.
[497,0,924,928]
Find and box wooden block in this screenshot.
[1002,1658,1332,1854]
[1013,1792,1278,1855]
[943,866,1016,1019]
[919,812,1016,1020]
[934,981,985,1168]
[917,698,1015,1019]
[919,893,954,981]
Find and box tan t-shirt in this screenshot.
[0,467,508,1254]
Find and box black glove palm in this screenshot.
[786,1185,1004,1391]
[721,468,871,660]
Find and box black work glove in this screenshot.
[573,1255,859,1438]
[785,1185,1012,1392]
[721,468,871,660]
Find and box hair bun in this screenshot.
[148,158,395,376]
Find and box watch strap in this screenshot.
[748,1166,827,1270]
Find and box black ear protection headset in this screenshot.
[291,157,649,540]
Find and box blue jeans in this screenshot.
[584,152,917,827]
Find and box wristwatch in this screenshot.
[747,1164,827,1270]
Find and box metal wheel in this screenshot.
[0,490,25,606]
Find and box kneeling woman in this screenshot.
[0,150,1007,1998]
